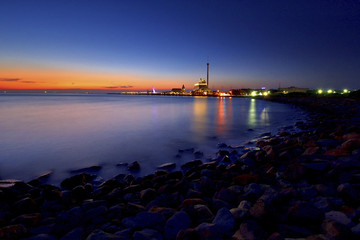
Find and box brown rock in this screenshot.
[322,219,353,240]
[0,224,27,239]
[181,198,206,208]
[324,148,351,157]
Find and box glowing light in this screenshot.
[317,89,323,94]
[251,91,257,97]
[152,87,156,93]
[263,92,268,96]
[327,89,333,94]
[343,89,349,93]
[219,92,230,97]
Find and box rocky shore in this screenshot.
[1,96,360,240]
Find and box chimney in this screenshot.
[207,62,209,87]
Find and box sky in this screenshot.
[0,0,360,92]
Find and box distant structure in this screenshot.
[279,86,309,94]
[193,62,211,95]
[170,84,186,94]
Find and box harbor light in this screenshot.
[263,91,268,96]
[327,89,333,94]
[343,89,349,93]
[251,91,257,97]
[317,89,323,94]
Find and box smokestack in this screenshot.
[207,62,209,87]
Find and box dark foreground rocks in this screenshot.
[1,97,360,239]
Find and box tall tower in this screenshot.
[207,62,209,88]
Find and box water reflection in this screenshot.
[192,97,208,139]
[248,98,256,127]
[216,97,232,135]
[260,107,270,126]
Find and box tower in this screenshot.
[207,62,209,87]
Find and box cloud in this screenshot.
[120,85,133,89]
[0,78,21,82]
[21,81,36,84]
[105,86,119,89]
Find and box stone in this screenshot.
[164,211,191,240]
[325,211,353,227]
[212,207,235,234]
[287,202,324,226]
[337,183,357,205]
[61,173,94,190]
[230,208,250,223]
[194,204,214,223]
[122,211,166,231]
[133,228,163,240]
[10,213,41,227]
[232,220,264,240]
[195,223,222,240]
[322,219,353,240]
[181,160,203,169]
[13,197,38,214]
[52,206,84,236]
[157,163,176,170]
[140,188,157,204]
[0,224,27,239]
[351,223,360,236]
[128,161,140,171]
[60,227,84,240]
[24,234,58,240]
[215,188,236,205]
[181,198,206,208]
[86,229,122,240]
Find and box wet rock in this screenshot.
[11,213,41,227]
[164,211,191,240]
[322,219,353,240]
[24,234,58,240]
[13,197,38,214]
[287,202,324,226]
[181,160,203,169]
[196,223,221,240]
[243,183,263,201]
[52,206,84,236]
[157,163,176,170]
[0,224,27,239]
[122,211,166,231]
[181,198,206,208]
[86,229,122,240]
[337,183,357,206]
[128,161,140,171]
[232,220,265,240]
[194,204,214,223]
[140,188,157,204]
[215,188,236,205]
[277,224,313,238]
[325,211,353,227]
[60,227,84,240]
[61,173,95,190]
[212,207,235,234]
[133,228,163,240]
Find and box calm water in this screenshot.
[0,94,306,184]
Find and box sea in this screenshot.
[0,93,307,184]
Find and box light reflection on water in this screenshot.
[0,94,305,184]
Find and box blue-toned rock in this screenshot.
[164,211,191,240]
[60,227,84,240]
[86,229,122,240]
[122,211,166,231]
[133,228,163,240]
[23,234,57,240]
[213,207,235,234]
[196,223,221,240]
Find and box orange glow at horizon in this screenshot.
[0,66,190,91]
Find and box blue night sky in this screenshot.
[0,0,360,91]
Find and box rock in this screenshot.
[23,234,58,240]
[337,183,357,206]
[52,206,84,236]
[61,173,95,190]
[86,229,122,240]
[213,207,235,234]
[133,228,163,240]
[128,161,140,171]
[157,163,176,170]
[351,223,360,236]
[140,188,157,204]
[193,204,214,223]
[325,211,353,227]
[322,219,353,240]
[181,160,203,169]
[60,227,84,240]
[287,202,324,226]
[10,213,41,227]
[164,211,191,240]
[0,224,27,239]
[230,208,250,223]
[215,188,236,205]
[232,220,265,240]
[238,200,251,210]
[324,148,351,157]
[13,197,38,214]
[196,223,221,240]
[243,183,263,201]
[122,211,166,231]
[72,185,87,201]
[181,198,206,208]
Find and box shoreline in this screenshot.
[1,97,360,239]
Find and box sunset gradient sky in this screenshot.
[1,0,360,92]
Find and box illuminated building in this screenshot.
[193,62,211,95]
[170,84,186,94]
